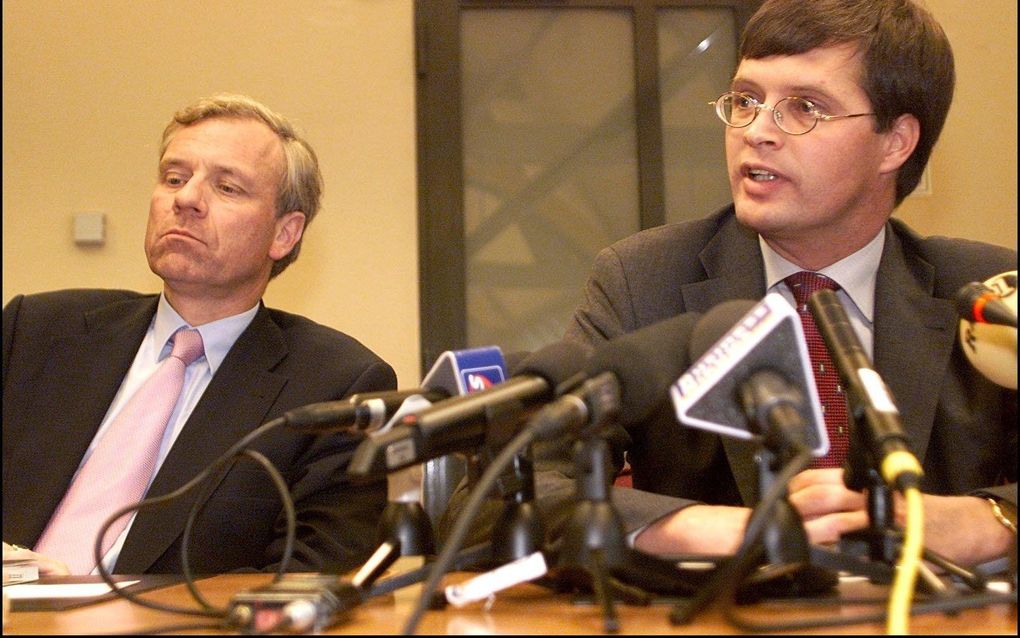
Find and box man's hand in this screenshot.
[787,468,868,545]
[787,469,1015,566]
[632,469,1015,567]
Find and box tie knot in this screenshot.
[169,328,204,366]
[784,271,840,306]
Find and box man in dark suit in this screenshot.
[2,94,397,575]
[445,0,1016,570]
[560,0,1017,568]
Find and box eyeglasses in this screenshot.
[710,91,876,136]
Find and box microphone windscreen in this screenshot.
[689,300,759,361]
[959,270,1018,389]
[503,350,534,374]
[510,340,591,391]
[585,312,702,423]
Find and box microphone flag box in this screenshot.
[376,345,509,436]
[421,346,508,396]
[370,346,508,488]
[670,293,829,456]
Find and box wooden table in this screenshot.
[4,572,1016,635]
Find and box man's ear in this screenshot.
[879,113,920,175]
[269,211,306,261]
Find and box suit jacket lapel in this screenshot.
[11,297,156,542]
[871,226,957,465]
[116,304,291,572]
[682,212,766,312]
[685,214,767,505]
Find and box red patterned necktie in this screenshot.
[784,272,849,468]
[34,328,205,574]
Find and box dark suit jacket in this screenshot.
[2,289,397,574]
[440,206,1017,548]
[559,205,1017,529]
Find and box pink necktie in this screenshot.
[34,328,205,574]
[784,272,849,469]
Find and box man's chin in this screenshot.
[148,256,208,285]
[733,200,774,233]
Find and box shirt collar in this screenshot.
[760,226,885,323]
[152,294,260,374]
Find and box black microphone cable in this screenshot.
[400,416,544,634]
[92,416,303,625]
[179,448,296,612]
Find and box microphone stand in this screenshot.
[818,430,987,593]
[362,399,548,600]
[725,443,839,602]
[350,499,436,591]
[488,452,547,565]
[548,387,669,635]
[672,394,840,626]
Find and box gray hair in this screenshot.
[160,94,323,278]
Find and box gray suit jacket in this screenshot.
[561,205,1017,529]
[441,206,1017,547]
[3,289,397,574]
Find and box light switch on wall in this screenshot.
[73,212,106,246]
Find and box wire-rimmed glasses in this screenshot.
[710,91,876,135]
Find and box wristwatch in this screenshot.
[984,495,1018,535]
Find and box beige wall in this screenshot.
[2,0,422,385]
[896,0,1018,247]
[3,0,1016,389]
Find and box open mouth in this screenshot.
[747,168,778,182]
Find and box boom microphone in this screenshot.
[670,295,828,455]
[346,341,590,477]
[808,289,922,485]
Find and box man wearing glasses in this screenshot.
[447,0,1016,570]
[563,0,1017,567]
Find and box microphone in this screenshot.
[527,372,622,441]
[955,279,1017,328]
[521,311,704,449]
[282,346,512,434]
[580,311,704,425]
[807,289,922,486]
[957,270,1017,389]
[346,341,591,477]
[281,389,450,434]
[670,295,828,456]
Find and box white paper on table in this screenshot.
[3,580,139,600]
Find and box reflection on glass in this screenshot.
[461,8,639,352]
[461,7,738,353]
[657,8,736,223]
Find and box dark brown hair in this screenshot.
[741,0,954,205]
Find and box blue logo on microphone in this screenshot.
[463,367,504,392]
